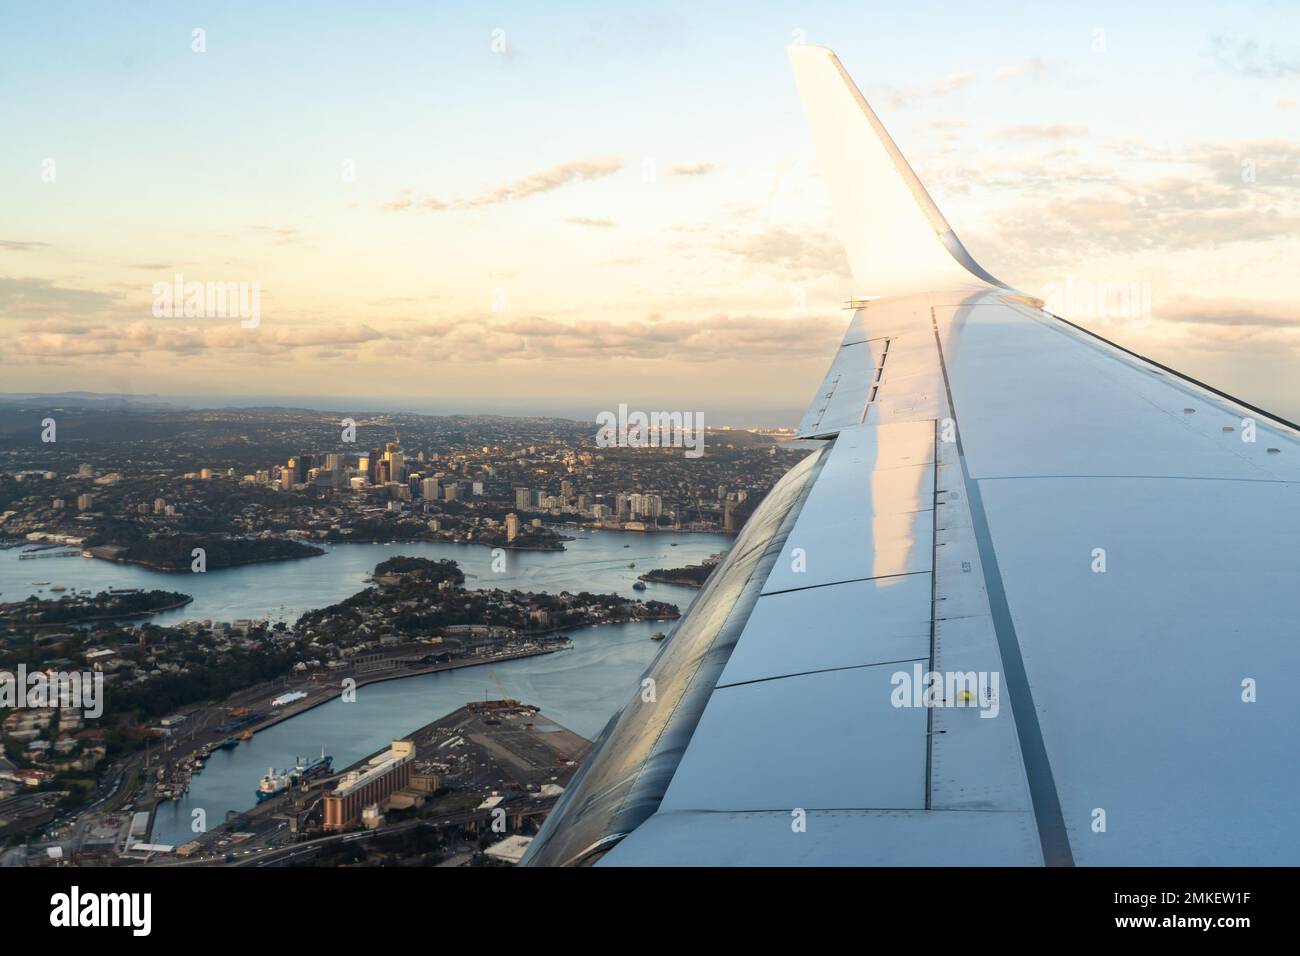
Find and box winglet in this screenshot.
[788,45,1005,298]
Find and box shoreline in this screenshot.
[84,549,325,574]
[231,644,568,736]
[0,594,195,629]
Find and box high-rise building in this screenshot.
[506,512,520,542]
[515,487,532,510]
[385,450,405,483]
[420,477,440,500]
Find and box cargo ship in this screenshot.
[255,750,333,802]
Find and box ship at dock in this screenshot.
[255,749,333,801]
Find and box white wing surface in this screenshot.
[523,46,1300,867]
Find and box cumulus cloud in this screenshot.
[716,225,851,280]
[988,180,1300,263]
[384,156,624,213]
[4,312,844,366]
[8,320,383,358]
[392,313,844,363]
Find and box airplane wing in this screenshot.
[523,46,1300,866]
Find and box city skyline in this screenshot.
[3,1,1299,425]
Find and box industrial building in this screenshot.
[322,740,415,831]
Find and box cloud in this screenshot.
[0,277,120,317]
[716,226,851,280]
[885,72,976,108]
[567,216,616,228]
[996,124,1088,141]
[394,313,844,363]
[0,240,51,252]
[1209,34,1300,79]
[8,319,383,358]
[250,225,303,244]
[1184,141,1300,189]
[994,59,1048,80]
[385,156,624,213]
[4,311,846,366]
[1158,296,1298,330]
[670,162,717,176]
[989,181,1300,262]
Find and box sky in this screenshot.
[1,0,1298,426]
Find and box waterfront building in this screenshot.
[322,740,415,832]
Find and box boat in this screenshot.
[255,750,332,802]
[651,631,666,641]
[297,750,334,781]
[217,737,239,750]
[632,581,647,591]
[238,730,254,741]
[256,767,291,801]
[49,585,66,592]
